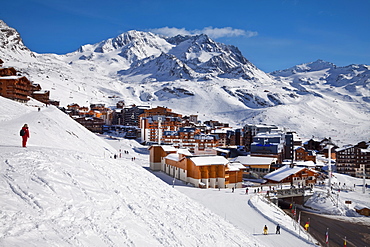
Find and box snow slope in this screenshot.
[0,97,263,246]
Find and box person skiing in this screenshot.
[20,124,30,147]
[263,225,268,235]
[276,224,280,234]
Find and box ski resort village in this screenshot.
[0,18,369,247]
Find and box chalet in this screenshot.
[75,117,104,133]
[67,103,81,116]
[336,141,370,178]
[0,67,17,76]
[167,153,245,189]
[30,83,42,92]
[354,206,370,217]
[48,100,60,107]
[0,76,32,102]
[295,147,317,163]
[232,155,277,178]
[31,90,50,104]
[303,138,336,155]
[86,104,113,125]
[149,145,245,188]
[264,165,318,186]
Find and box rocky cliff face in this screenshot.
[0,20,34,61]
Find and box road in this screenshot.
[285,209,370,247]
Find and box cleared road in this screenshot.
[285,209,370,247]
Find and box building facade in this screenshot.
[149,145,245,188]
[250,131,285,162]
[0,76,32,102]
[336,141,370,178]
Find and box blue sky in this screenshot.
[1,0,369,72]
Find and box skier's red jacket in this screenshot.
[22,127,30,138]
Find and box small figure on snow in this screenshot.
[246,188,248,194]
[304,221,309,231]
[276,224,280,234]
[263,225,268,235]
[20,124,30,147]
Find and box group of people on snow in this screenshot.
[263,224,281,235]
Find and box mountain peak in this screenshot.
[0,20,30,54]
[69,29,266,82]
[270,59,336,76]
[297,59,336,71]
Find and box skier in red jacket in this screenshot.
[21,124,30,147]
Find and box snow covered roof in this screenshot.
[211,128,233,134]
[360,147,370,153]
[190,156,229,166]
[213,147,230,153]
[232,156,277,165]
[32,90,49,94]
[254,132,283,138]
[294,161,316,167]
[165,153,180,161]
[177,148,193,156]
[228,162,246,171]
[264,165,306,182]
[0,75,22,80]
[164,148,192,161]
[161,145,177,152]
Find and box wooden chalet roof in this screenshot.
[263,165,310,182]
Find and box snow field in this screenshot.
[1,97,263,246]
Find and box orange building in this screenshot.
[149,145,245,188]
[140,106,181,118]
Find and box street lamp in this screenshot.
[321,137,335,189]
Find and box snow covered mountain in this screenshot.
[0,20,369,145]
[72,30,266,81]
